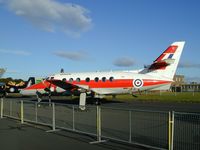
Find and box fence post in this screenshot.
[52,103,56,131]
[35,102,38,123]
[90,106,106,144]
[21,100,24,124]
[171,111,175,150]
[129,110,132,143]
[97,106,102,142]
[46,103,60,133]
[72,105,75,131]
[168,112,171,150]
[9,100,12,116]
[1,98,3,118]
[169,111,175,150]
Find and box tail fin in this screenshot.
[141,41,185,80]
[26,77,36,88]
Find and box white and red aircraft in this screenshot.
[20,41,185,106]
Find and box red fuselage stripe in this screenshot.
[25,79,171,90]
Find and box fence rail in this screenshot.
[1,98,200,150]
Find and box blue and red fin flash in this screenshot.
[149,45,178,70]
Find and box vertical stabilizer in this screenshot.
[26,77,36,88]
[141,41,185,80]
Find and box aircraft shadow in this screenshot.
[30,96,124,105]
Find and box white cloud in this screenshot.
[113,57,135,67]
[0,49,31,56]
[178,62,200,69]
[2,0,92,37]
[53,50,87,61]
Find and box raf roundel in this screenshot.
[133,79,144,88]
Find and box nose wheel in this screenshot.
[95,98,101,105]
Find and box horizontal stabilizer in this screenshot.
[149,58,175,70]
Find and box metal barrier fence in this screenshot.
[174,112,200,150]
[1,98,200,150]
[100,107,169,149]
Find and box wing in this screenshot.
[47,79,89,92]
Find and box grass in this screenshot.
[105,92,200,103]
[5,92,200,103]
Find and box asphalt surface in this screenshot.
[0,118,146,150]
[102,100,200,113]
[1,96,200,150]
[6,96,200,113]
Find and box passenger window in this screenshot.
[109,77,114,82]
[102,77,106,82]
[85,77,90,82]
[76,78,80,82]
[62,78,66,82]
[69,78,73,82]
[94,77,99,82]
[50,77,54,80]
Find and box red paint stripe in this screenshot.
[155,53,166,62]
[25,79,172,90]
[74,79,133,88]
[73,79,171,88]
[164,45,178,53]
[143,79,171,86]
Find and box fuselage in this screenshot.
[48,70,172,95]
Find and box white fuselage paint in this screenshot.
[49,71,172,95]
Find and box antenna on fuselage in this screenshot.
[60,68,64,73]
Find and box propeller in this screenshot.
[43,81,52,103]
[36,80,53,103]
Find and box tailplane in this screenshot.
[141,41,185,80]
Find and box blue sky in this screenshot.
[0,0,200,82]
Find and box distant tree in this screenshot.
[0,78,24,84]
